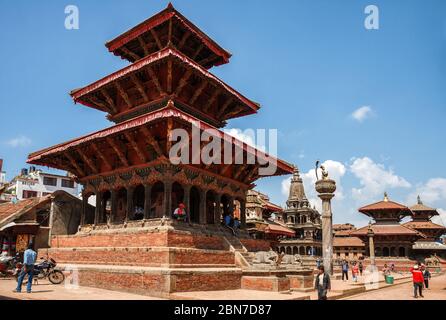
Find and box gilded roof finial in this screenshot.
[384,192,389,202]
[417,195,423,205]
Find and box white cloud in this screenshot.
[224,128,265,150]
[350,157,411,202]
[6,135,32,148]
[351,106,373,123]
[407,178,446,226]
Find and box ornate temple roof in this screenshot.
[358,193,412,222]
[265,222,296,237]
[403,221,446,231]
[350,224,423,237]
[333,237,365,247]
[28,102,294,181]
[70,46,259,124]
[105,3,231,68]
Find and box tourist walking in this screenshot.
[422,264,431,289]
[352,262,359,282]
[314,265,331,300]
[341,260,349,281]
[410,264,424,298]
[13,243,37,294]
[358,261,363,276]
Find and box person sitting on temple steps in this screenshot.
[173,203,187,222]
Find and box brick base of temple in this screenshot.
[41,222,314,297]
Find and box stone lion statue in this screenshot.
[252,250,278,265]
[425,255,440,267]
[275,252,303,266]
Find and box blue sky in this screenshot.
[1,0,445,226]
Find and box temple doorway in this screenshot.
[132,185,145,220]
[171,182,184,215]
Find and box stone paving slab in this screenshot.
[170,289,310,300]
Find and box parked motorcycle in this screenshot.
[0,253,21,278]
[21,257,65,285]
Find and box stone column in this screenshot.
[315,178,336,275]
[144,184,152,219]
[367,224,376,267]
[163,180,172,218]
[94,192,103,225]
[109,189,117,223]
[184,185,191,223]
[240,199,247,229]
[126,186,135,222]
[214,194,222,225]
[199,188,207,224]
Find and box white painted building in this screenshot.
[9,167,79,200]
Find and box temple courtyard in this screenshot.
[1,271,444,300]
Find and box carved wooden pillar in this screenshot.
[214,194,222,225]
[94,192,102,225]
[126,186,135,222]
[144,184,152,219]
[164,180,172,218]
[199,188,207,224]
[110,189,117,223]
[183,185,191,223]
[240,198,246,229]
[228,195,235,215]
[81,193,88,225]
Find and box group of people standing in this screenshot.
[341,260,364,282]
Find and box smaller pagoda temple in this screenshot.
[403,196,446,259]
[350,193,423,258]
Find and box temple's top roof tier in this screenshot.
[105,3,231,69]
[358,193,412,223]
[409,196,439,221]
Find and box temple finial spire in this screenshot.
[417,195,423,205]
[384,192,389,202]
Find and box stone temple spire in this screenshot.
[287,166,309,208]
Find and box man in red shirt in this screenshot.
[411,264,424,298]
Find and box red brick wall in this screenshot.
[50,230,228,251]
[42,247,235,267]
[241,276,290,292]
[240,239,271,252]
[78,270,168,296]
[174,273,241,292]
[76,268,241,296]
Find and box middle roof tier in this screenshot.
[70,46,260,126]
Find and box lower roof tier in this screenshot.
[27,101,293,186]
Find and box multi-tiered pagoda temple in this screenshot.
[27,4,300,297]
[28,3,293,229]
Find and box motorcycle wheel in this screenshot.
[48,270,65,285]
